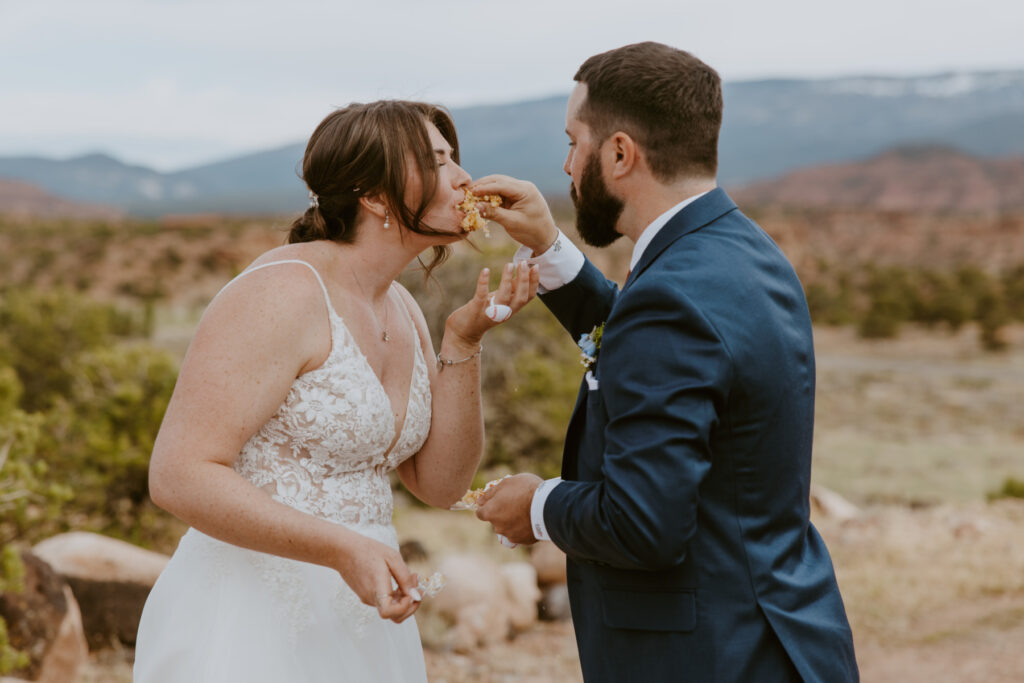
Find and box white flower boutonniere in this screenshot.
[577,322,605,369]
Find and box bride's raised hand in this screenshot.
[334,533,422,623]
[443,262,540,349]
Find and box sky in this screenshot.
[2,0,1022,171]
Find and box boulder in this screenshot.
[32,532,169,649]
[427,553,541,652]
[538,583,572,621]
[0,551,88,683]
[810,484,860,523]
[499,562,541,631]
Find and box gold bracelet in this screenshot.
[436,344,482,371]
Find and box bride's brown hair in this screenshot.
[289,100,460,274]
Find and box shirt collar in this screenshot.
[629,190,711,271]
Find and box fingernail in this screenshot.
[410,588,423,602]
[482,268,489,275]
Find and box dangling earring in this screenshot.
[383,210,390,230]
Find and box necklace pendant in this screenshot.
[382,330,390,343]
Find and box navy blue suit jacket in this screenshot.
[539,189,858,682]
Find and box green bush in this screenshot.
[401,247,584,479]
[41,344,178,545]
[911,270,973,330]
[0,368,72,545]
[0,289,177,547]
[805,274,857,326]
[987,477,1024,501]
[0,289,147,412]
[0,368,71,675]
[1003,265,1024,322]
[858,267,914,339]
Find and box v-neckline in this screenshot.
[322,285,421,459]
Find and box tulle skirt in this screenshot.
[134,528,427,683]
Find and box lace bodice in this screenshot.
[226,260,432,533]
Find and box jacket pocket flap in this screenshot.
[601,588,696,632]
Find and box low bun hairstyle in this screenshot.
[288,100,461,274]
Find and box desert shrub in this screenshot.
[912,269,973,330]
[805,272,857,326]
[858,266,914,339]
[40,344,178,545]
[0,288,178,546]
[0,368,72,674]
[954,266,1011,351]
[0,368,72,544]
[987,477,1024,501]
[1001,265,1024,322]
[401,247,583,479]
[477,309,581,478]
[0,289,147,412]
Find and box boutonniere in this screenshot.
[577,322,605,369]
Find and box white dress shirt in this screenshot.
[513,190,710,542]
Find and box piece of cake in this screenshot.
[457,189,502,236]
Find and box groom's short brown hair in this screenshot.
[574,41,722,181]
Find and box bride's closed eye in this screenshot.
[434,148,454,167]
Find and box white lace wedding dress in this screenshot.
[134,260,432,682]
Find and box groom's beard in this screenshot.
[570,151,624,248]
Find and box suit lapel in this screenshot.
[621,187,738,292]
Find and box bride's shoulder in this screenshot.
[245,242,325,271]
[207,245,330,324]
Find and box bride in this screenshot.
[133,100,537,682]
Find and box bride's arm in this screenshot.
[395,264,538,508]
[147,264,420,621]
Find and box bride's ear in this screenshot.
[358,194,388,221]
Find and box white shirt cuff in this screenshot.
[530,477,562,541]
[512,231,584,294]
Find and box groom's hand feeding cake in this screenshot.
[457,189,502,236]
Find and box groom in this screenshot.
[474,42,858,682]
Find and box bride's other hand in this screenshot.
[334,533,422,623]
[443,262,540,348]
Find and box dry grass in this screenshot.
[812,324,1024,504]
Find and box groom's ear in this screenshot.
[607,131,639,180]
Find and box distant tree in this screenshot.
[858,266,913,339]
[976,287,1010,351]
[1002,265,1024,322]
[914,269,973,331]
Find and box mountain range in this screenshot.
[2,70,1023,216]
[732,145,1024,212]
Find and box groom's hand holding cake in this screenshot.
[475,473,543,545]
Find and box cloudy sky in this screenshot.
[2,0,1022,171]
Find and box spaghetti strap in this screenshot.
[217,259,334,314]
